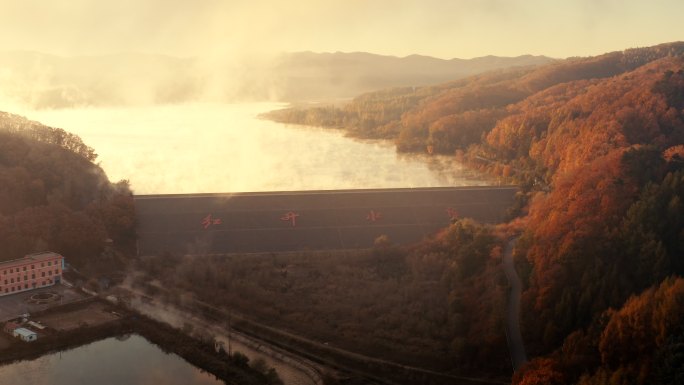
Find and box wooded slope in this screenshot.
[0,112,136,268]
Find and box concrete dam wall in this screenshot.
[134,186,518,256]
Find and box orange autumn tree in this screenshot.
[490,56,684,351]
[513,358,565,385]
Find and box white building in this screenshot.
[13,327,37,342]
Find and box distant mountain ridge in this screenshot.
[0,50,553,108]
[269,51,553,100]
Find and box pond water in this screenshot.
[18,103,492,194]
[130,299,317,385]
[0,335,223,385]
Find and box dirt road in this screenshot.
[502,238,528,371]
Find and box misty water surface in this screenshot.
[20,103,491,194]
[0,335,222,385]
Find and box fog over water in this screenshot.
[19,103,492,194]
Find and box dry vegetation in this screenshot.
[136,219,510,376]
[38,302,120,331]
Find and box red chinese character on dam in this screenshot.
[281,211,299,227]
[202,214,222,229]
[446,207,459,221]
[366,210,382,222]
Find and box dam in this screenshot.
[134,186,517,256]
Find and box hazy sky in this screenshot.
[1,0,683,59]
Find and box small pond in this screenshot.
[0,334,224,385]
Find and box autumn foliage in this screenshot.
[264,41,684,383]
[265,42,684,158]
[513,358,565,385]
[0,112,136,269]
[491,50,684,383]
[514,277,684,385]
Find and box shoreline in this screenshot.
[0,299,282,385]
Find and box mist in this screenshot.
[1,0,683,109]
[16,103,491,194]
[0,50,555,110]
[2,0,682,59]
[0,51,281,108]
[1,0,682,194]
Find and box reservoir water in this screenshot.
[0,335,223,385]
[18,103,491,194]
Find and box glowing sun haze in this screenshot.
[1,0,683,59]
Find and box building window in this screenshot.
[31,274,35,279]
[24,276,27,281]
[55,269,59,274]
[41,263,44,268]
[10,278,14,283]
[23,266,26,271]
[31,265,34,269]
[48,261,51,266]
[24,284,28,289]
[48,271,52,276]
[41,272,45,277]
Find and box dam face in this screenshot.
[134,186,517,256]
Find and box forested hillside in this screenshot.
[507,59,684,383]
[265,42,683,159]
[264,41,684,384]
[0,112,136,270]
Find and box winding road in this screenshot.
[502,238,528,371]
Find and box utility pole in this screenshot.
[227,312,232,356]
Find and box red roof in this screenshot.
[3,322,20,332]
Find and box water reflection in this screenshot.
[19,103,492,194]
[0,335,223,385]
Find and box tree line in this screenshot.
[0,113,136,272]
